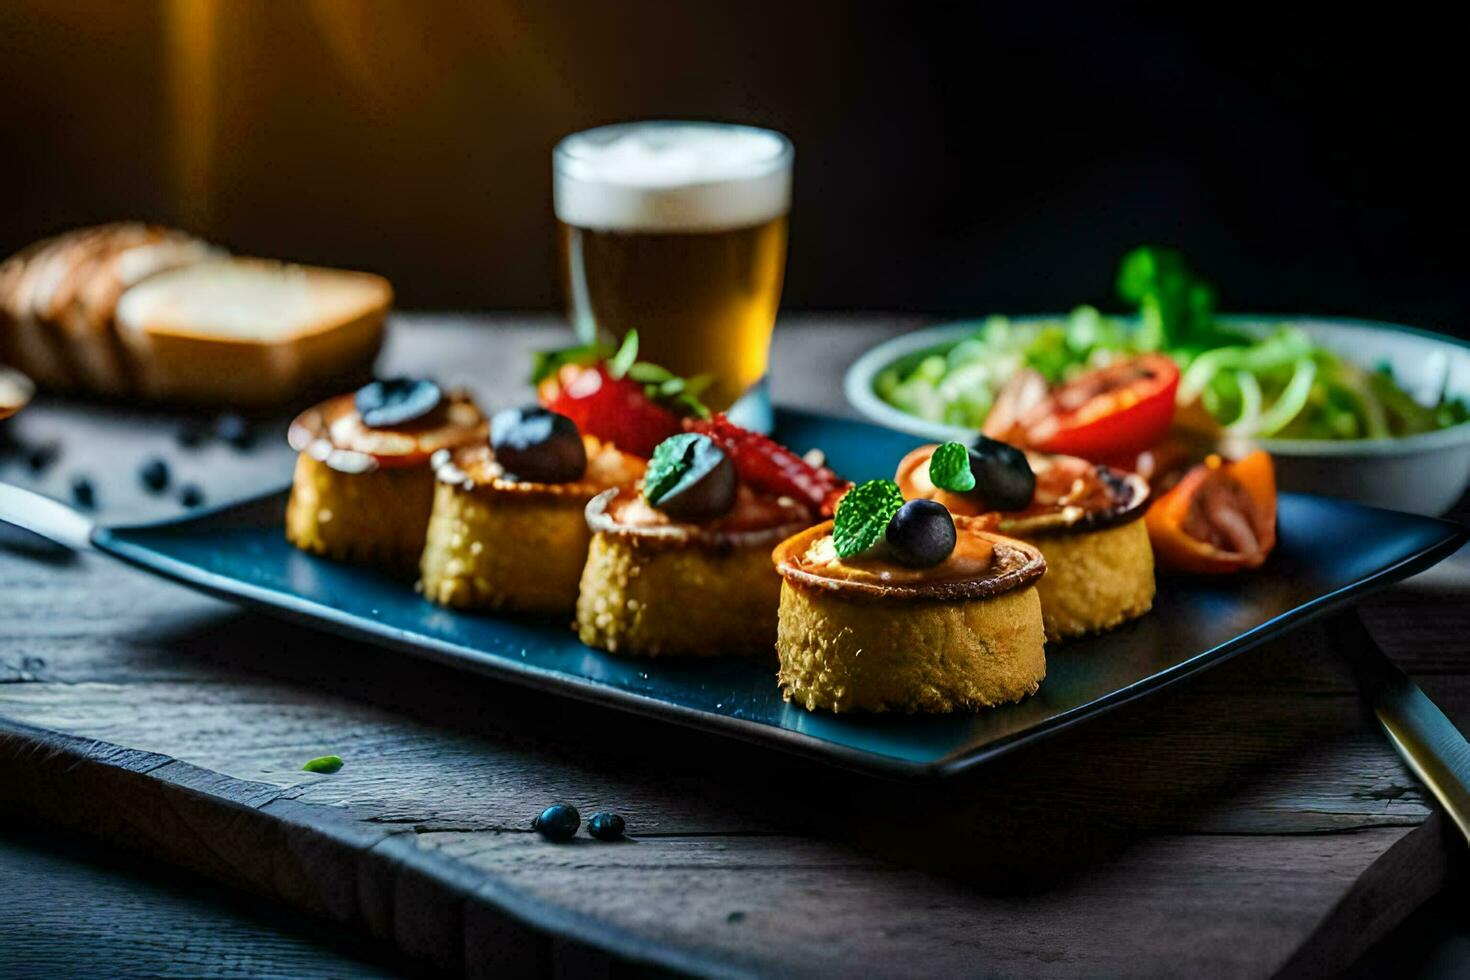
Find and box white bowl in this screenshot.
[844,315,1470,516]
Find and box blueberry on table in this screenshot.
[355,378,443,429]
[490,406,587,483]
[178,484,205,508]
[139,457,171,492]
[70,476,96,509]
[533,803,580,842]
[587,812,626,841]
[884,499,956,567]
[25,444,58,473]
[967,436,1035,512]
[213,413,255,449]
[176,422,209,449]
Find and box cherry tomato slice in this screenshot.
[1145,450,1277,574]
[1024,354,1180,461]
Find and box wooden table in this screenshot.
[2,314,1468,977]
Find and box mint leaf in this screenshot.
[607,330,640,379]
[302,755,344,774]
[928,442,976,493]
[644,433,703,504]
[833,479,905,558]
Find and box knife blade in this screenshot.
[1328,608,1470,847]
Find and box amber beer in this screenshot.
[553,122,793,409]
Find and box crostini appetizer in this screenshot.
[577,416,845,658]
[773,480,1047,713]
[419,406,646,615]
[286,378,485,567]
[896,437,1154,641]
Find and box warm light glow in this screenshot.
[164,0,219,228]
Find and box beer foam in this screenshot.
[554,122,792,233]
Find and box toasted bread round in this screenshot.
[772,520,1048,713]
[420,441,645,615]
[776,580,1047,714]
[575,489,810,658]
[1025,516,1155,642]
[285,452,438,568]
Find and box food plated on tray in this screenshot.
[274,318,1290,717]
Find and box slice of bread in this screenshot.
[3,229,94,388]
[114,258,391,406]
[60,228,218,395]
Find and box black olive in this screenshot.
[533,803,580,842]
[966,436,1035,512]
[70,476,96,509]
[586,812,626,841]
[649,435,737,521]
[884,499,956,567]
[354,378,443,429]
[139,457,171,493]
[490,406,587,483]
[178,484,205,508]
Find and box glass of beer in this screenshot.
[553,121,792,410]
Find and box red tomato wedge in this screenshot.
[991,354,1180,462]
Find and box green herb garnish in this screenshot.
[606,330,640,379]
[833,479,905,558]
[928,442,975,493]
[644,433,704,505]
[531,330,709,418]
[302,755,344,774]
[530,342,607,385]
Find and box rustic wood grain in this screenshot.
[0,314,1467,976]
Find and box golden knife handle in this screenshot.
[1329,609,1470,846]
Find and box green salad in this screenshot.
[875,248,1469,440]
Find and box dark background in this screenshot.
[1,2,1465,334]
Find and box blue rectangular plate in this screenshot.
[94,409,1467,778]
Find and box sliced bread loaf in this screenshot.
[114,258,390,406]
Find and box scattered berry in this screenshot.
[178,484,205,508]
[687,414,850,515]
[213,413,255,449]
[885,499,957,567]
[25,444,58,473]
[586,812,626,841]
[176,422,209,449]
[70,476,96,509]
[533,803,580,842]
[139,457,171,493]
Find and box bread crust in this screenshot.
[118,260,390,407]
[419,443,643,616]
[1023,516,1155,641]
[575,490,811,658]
[285,451,436,568]
[776,581,1047,714]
